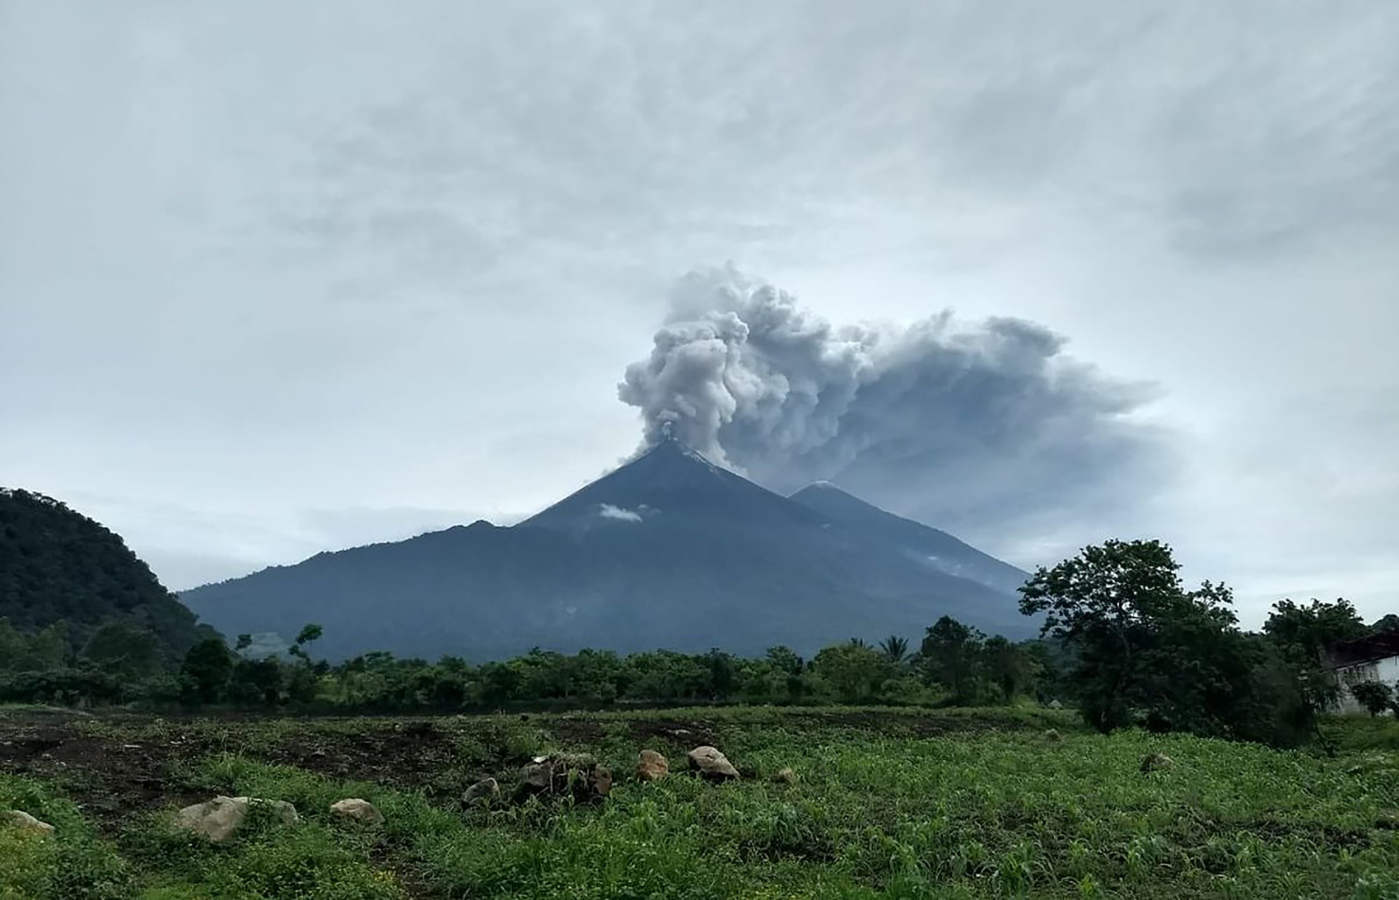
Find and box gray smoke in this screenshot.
[619,266,1170,547]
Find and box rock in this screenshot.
[519,762,552,793]
[1047,699,1063,710]
[515,755,611,803]
[1140,752,1174,774]
[772,767,798,784]
[462,777,501,805]
[174,796,298,843]
[591,766,614,798]
[687,746,739,782]
[1043,729,1063,743]
[329,798,383,826]
[636,750,669,781]
[4,810,55,835]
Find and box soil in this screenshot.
[0,706,1052,835]
[0,714,460,832]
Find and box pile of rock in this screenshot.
[167,744,766,837]
[173,796,386,841]
[514,753,614,803]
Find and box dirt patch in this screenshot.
[0,723,212,829]
[251,720,460,790]
[783,709,1046,737]
[0,716,465,831]
[548,715,606,746]
[627,718,721,748]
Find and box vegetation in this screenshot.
[0,488,213,661]
[1021,539,1395,747]
[1351,680,1395,718]
[2,538,1395,758]
[2,707,1397,898]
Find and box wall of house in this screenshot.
[1336,655,1399,714]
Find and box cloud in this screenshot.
[597,504,643,523]
[620,266,1172,540]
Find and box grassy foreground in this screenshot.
[2,706,1397,898]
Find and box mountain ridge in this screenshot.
[182,439,1035,660]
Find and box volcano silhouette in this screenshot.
[183,437,1032,660]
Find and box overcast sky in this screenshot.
[2,1,1396,626]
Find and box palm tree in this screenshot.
[879,635,909,664]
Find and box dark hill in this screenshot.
[0,487,213,661]
[183,439,1036,660]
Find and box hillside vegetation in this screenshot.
[0,488,212,662]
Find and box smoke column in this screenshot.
[619,265,1168,542]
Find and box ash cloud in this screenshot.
[619,266,1171,549]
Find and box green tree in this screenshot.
[181,638,234,703]
[81,623,163,679]
[704,649,738,701]
[813,642,891,703]
[878,635,910,665]
[1349,680,1394,717]
[1262,598,1368,714]
[1020,540,1240,733]
[1369,614,1398,633]
[919,616,985,704]
[229,656,284,705]
[981,636,1033,703]
[288,623,324,662]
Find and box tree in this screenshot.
[704,649,737,701]
[181,638,234,703]
[919,616,985,704]
[289,623,323,663]
[813,642,891,703]
[235,634,252,653]
[878,635,910,665]
[1349,680,1395,717]
[81,623,163,679]
[1263,598,1368,715]
[1020,540,1243,733]
[1370,614,1399,634]
[981,636,1034,703]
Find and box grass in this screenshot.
[2,707,1397,898]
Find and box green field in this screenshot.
[2,706,1397,898]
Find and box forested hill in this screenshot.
[0,488,212,660]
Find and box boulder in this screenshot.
[463,777,501,805]
[174,796,298,843]
[1140,752,1174,774]
[687,746,739,782]
[772,767,798,784]
[636,749,669,782]
[3,809,54,835]
[329,798,383,826]
[1043,728,1063,743]
[515,754,611,803]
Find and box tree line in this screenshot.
[2,538,1395,748]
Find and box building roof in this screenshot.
[1326,631,1399,668]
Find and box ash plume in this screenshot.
[619,266,1169,545]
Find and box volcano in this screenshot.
[182,437,1033,660]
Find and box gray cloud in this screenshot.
[621,266,1169,535]
[2,1,1395,624]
